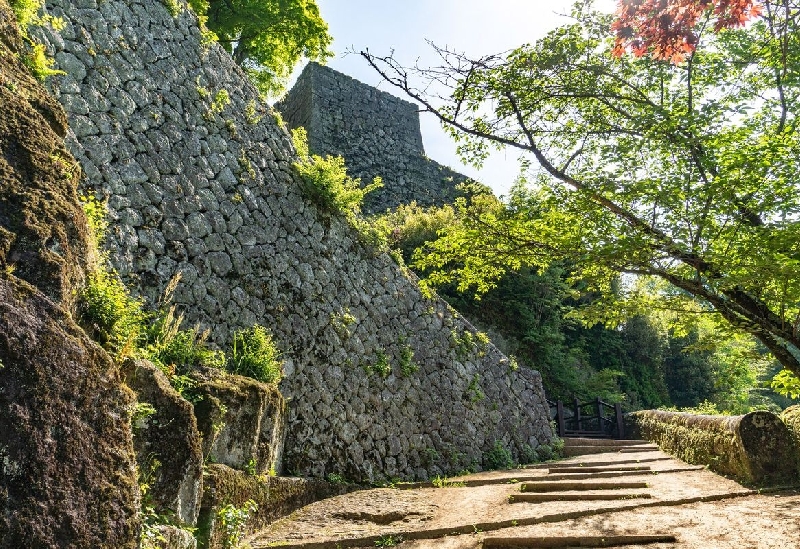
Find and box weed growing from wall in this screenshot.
[292,128,383,249]
[330,308,356,339]
[398,337,419,377]
[78,199,282,392]
[10,0,66,80]
[364,350,391,378]
[450,328,490,360]
[229,324,283,384]
[466,373,485,403]
[211,89,230,113]
[162,0,183,16]
[245,100,263,124]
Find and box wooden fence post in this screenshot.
[615,403,625,439]
[556,400,565,437]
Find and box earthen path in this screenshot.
[247,439,800,548]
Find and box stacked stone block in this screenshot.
[276,62,470,213]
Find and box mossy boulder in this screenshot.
[124,359,204,526]
[151,525,197,549]
[192,370,286,475]
[780,405,800,476]
[196,464,353,549]
[631,409,796,485]
[0,3,139,545]
[0,0,89,312]
[0,276,140,548]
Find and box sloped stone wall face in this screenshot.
[38,0,552,481]
[276,62,469,214]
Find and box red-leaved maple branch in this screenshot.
[612,0,763,62]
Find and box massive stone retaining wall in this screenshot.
[276,62,469,214]
[37,0,552,481]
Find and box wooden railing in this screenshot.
[548,398,625,439]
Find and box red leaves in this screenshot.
[612,0,762,63]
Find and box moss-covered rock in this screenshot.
[0,276,140,548]
[192,370,286,475]
[0,4,139,545]
[780,405,800,477]
[151,525,198,549]
[0,0,89,312]
[196,464,353,549]
[124,359,204,526]
[631,409,795,485]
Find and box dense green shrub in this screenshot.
[484,440,513,470]
[292,128,382,221]
[79,268,146,358]
[228,324,283,384]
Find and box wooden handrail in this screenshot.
[548,398,626,439]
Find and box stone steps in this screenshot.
[519,481,650,492]
[562,444,659,457]
[509,493,653,503]
[562,438,653,447]
[525,468,701,481]
[522,456,671,469]
[548,465,652,473]
[482,534,678,547]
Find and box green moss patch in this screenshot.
[630,409,796,486]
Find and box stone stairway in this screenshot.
[559,437,659,457]
[245,439,795,549]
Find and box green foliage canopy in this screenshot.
[361,1,800,376]
[190,0,332,96]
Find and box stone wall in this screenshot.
[37,0,552,482]
[630,409,795,485]
[276,62,470,214]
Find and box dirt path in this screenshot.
[247,440,800,548]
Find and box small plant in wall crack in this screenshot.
[364,350,391,378]
[466,373,485,403]
[291,128,384,251]
[10,0,66,81]
[330,308,356,339]
[450,329,491,359]
[398,337,419,377]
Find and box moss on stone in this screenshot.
[0,0,89,312]
[124,358,204,526]
[0,3,139,544]
[196,463,355,549]
[0,275,140,547]
[780,405,800,477]
[192,369,286,475]
[631,409,796,486]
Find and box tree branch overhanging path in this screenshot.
[359,0,800,376]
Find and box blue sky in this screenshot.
[290,0,617,197]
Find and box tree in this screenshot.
[360,0,800,376]
[612,0,763,62]
[190,0,332,96]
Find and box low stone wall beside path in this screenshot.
[628,409,796,486]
